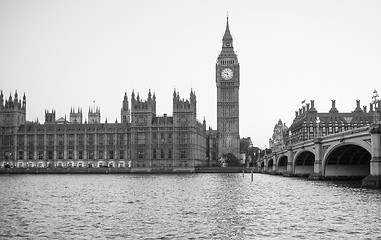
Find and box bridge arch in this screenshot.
[293,150,315,176]
[277,155,288,174]
[323,142,371,178]
[267,158,274,171]
[260,161,265,171]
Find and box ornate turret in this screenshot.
[131,90,156,126]
[218,16,237,59]
[0,90,27,126]
[88,106,100,124]
[45,109,56,124]
[223,16,233,46]
[22,93,26,110]
[70,107,83,124]
[172,89,197,116]
[0,90,3,108]
[121,92,130,123]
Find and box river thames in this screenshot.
[0,173,380,239]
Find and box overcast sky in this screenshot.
[1,0,380,147]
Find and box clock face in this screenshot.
[221,68,233,80]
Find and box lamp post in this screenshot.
[372,89,380,124]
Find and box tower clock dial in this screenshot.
[221,68,233,80]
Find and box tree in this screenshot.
[222,153,240,167]
[240,137,255,165]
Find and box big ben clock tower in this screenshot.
[216,16,240,159]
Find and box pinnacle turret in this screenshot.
[223,16,233,42]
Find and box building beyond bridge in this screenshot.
[263,99,381,188]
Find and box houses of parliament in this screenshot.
[0,18,241,171]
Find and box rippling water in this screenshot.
[0,174,380,239]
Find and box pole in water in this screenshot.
[251,170,253,181]
[243,169,244,177]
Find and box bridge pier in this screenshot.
[362,124,381,188]
[309,137,324,180]
[284,147,294,177]
[270,154,277,174]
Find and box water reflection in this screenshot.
[0,174,380,239]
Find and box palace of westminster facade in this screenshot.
[0,18,241,171]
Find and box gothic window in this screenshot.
[47,151,53,159]
[138,149,144,159]
[68,134,74,147]
[118,134,124,146]
[37,135,44,146]
[180,150,187,159]
[161,149,165,158]
[18,151,23,160]
[57,134,64,146]
[179,133,187,144]
[39,151,44,160]
[168,149,172,159]
[98,134,104,145]
[138,133,145,145]
[17,136,24,147]
[153,149,157,159]
[27,135,34,148]
[28,151,33,160]
[108,134,114,145]
[78,135,84,146]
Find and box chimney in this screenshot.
[309,100,317,113]
[329,100,338,113]
[363,105,367,113]
[370,103,374,112]
[302,106,306,114]
[306,103,310,111]
[354,100,362,112]
[295,111,298,118]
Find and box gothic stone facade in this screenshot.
[0,19,238,168]
[0,90,209,171]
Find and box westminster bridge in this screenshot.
[258,123,381,188]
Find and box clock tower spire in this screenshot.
[216,16,240,160]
